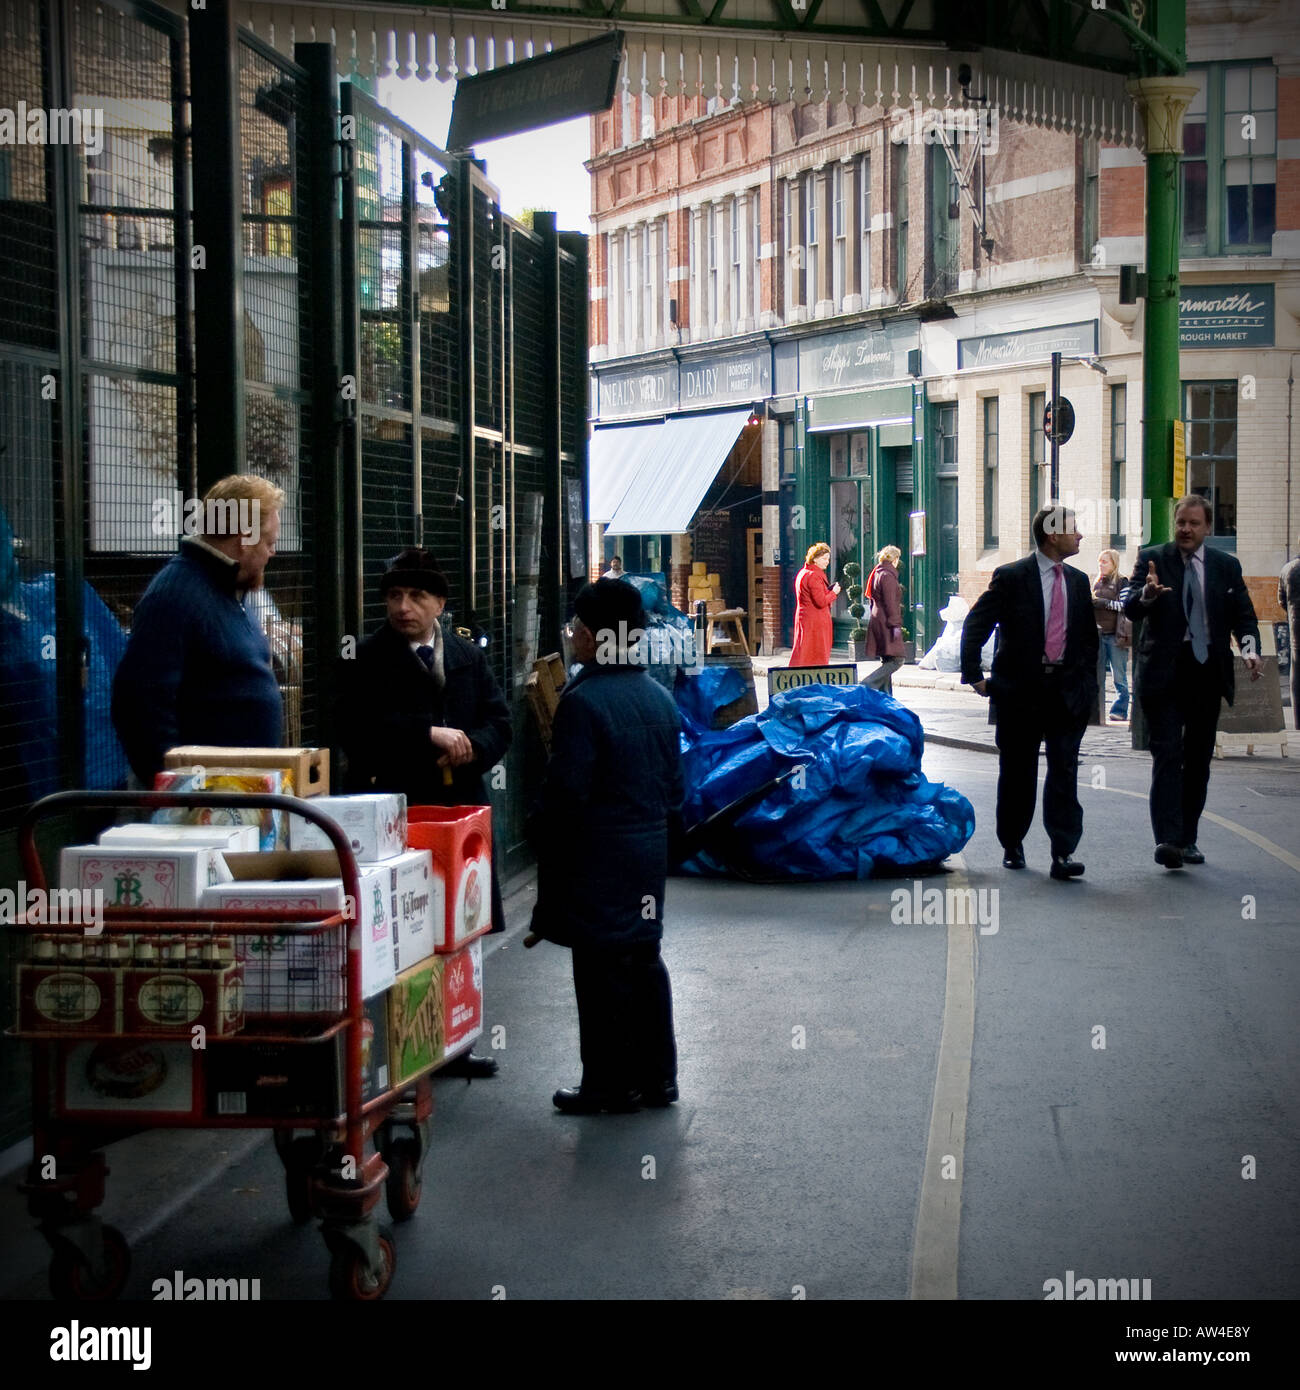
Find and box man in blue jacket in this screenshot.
[529,578,685,1114]
[112,475,284,786]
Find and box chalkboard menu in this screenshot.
[691,509,731,576]
[1218,657,1285,733]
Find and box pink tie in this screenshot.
[1045,563,1066,663]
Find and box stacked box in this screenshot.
[99,824,260,853]
[18,960,123,1034]
[378,849,441,973]
[59,1040,201,1120]
[152,767,288,850]
[289,794,406,863]
[121,959,244,1037]
[203,993,389,1117]
[687,563,725,611]
[59,845,232,909]
[387,957,445,1087]
[442,938,484,1059]
[162,746,329,797]
[200,850,395,1010]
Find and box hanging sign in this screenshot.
[447,31,623,150]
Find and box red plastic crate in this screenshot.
[406,806,493,952]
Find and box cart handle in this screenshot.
[16,790,364,915]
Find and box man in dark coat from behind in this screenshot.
[529,579,685,1114]
[336,548,512,1076]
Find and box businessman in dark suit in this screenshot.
[961,505,1098,880]
[1121,495,1261,869]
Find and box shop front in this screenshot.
[771,317,937,655]
[590,345,769,628]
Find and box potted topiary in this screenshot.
[843,561,868,661]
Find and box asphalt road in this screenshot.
[3,742,1297,1301]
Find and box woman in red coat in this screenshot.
[790,542,840,666]
[863,545,905,693]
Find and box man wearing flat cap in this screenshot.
[337,548,512,1076]
[528,578,684,1115]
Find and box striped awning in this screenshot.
[234,5,1145,146]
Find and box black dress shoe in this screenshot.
[441,1052,499,1079]
[1002,845,1026,870]
[552,1087,642,1115]
[639,1083,679,1107]
[1050,855,1085,881]
[1154,843,1184,869]
[1181,844,1205,865]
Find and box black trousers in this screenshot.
[571,942,676,1095]
[994,673,1087,858]
[1140,645,1223,847]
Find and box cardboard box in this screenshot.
[99,823,260,853]
[379,849,441,973]
[692,561,706,575]
[152,767,287,850]
[406,806,494,952]
[388,958,444,1087]
[289,794,407,863]
[121,961,244,1037]
[59,845,233,910]
[59,1040,200,1119]
[17,963,122,1034]
[163,745,329,797]
[358,991,391,1101]
[442,938,484,1059]
[204,994,389,1117]
[201,850,395,1009]
[204,1038,341,1119]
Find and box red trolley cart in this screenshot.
[10,789,450,1301]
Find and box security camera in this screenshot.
[958,63,973,91]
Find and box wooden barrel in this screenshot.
[704,652,758,729]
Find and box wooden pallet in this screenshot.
[524,653,566,754]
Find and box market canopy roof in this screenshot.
[236,0,1182,145]
[598,407,751,536]
[588,419,664,524]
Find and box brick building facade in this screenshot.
[586,0,1300,659]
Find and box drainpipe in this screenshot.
[1288,353,1297,563]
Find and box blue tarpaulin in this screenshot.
[675,680,974,880]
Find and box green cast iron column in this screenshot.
[1127,0,1194,547]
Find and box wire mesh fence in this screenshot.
[0,17,587,1149]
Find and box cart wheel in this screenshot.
[384,1140,423,1223]
[49,1225,131,1302]
[283,1138,319,1225]
[328,1225,396,1301]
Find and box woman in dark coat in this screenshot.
[790,541,840,666]
[863,545,905,693]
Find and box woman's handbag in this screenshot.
[1115,614,1132,650]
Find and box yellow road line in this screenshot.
[1084,784,1300,875]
